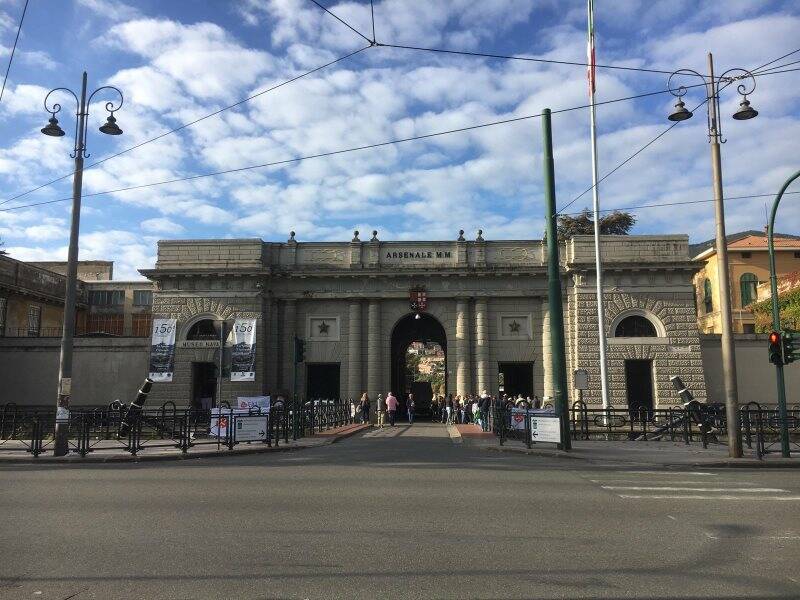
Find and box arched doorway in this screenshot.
[391,313,447,419]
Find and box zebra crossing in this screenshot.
[587,470,800,501]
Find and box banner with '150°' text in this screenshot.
[148,318,176,382]
[231,318,257,381]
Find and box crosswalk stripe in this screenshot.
[601,486,786,493]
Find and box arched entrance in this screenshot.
[391,313,447,419]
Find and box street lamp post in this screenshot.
[667,54,759,459]
[41,72,124,456]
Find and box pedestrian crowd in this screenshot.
[352,391,541,432]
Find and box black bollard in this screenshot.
[118,378,154,438]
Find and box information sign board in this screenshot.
[234,415,268,442]
[573,369,589,390]
[530,414,562,444]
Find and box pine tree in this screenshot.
[557,209,636,241]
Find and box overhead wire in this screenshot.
[0,0,29,103]
[0,81,718,214]
[559,190,800,217]
[0,44,371,207]
[375,42,693,77]
[750,47,800,73]
[556,94,712,215]
[306,0,373,44]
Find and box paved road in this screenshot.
[2,422,800,599]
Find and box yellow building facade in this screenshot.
[692,231,800,333]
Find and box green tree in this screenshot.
[751,288,800,332]
[557,209,636,241]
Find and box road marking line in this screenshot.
[590,479,759,485]
[666,515,677,520]
[705,532,800,540]
[602,486,786,493]
[626,471,715,475]
[618,495,800,500]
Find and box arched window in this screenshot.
[703,278,713,314]
[615,315,657,337]
[186,319,219,340]
[740,273,758,307]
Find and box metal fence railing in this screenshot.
[489,401,800,455]
[0,399,355,458]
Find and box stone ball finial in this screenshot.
[371,230,379,241]
[352,230,360,242]
[457,229,465,241]
[288,231,296,242]
[476,229,484,242]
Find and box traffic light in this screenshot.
[294,336,305,364]
[783,330,799,364]
[768,330,784,365]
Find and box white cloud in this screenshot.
[141,217,184,234]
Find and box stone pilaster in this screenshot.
[541,303,553,403]
[348,301,362,399]
[281,299,296,396]
[474,298,489,394]
[367,300,381,398]
[456,298,470,397]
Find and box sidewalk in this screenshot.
[449,424,800,468]
[0,423,370,464]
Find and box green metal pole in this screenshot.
[768,168,800,458]
[543,108,571,450]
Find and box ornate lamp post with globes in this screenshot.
[40,72,124,456]
[667,54,759,458]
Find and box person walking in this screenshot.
[386,392,398,427]
[377,393,386,428]
[359,392,370,424]
[406,393,415,425]
[479,390,491,432]
[445,396,454,425]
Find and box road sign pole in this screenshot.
[767,168,800,458]
[542,108,571,450]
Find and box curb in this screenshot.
[481,444,581,460]
[0,425,370,465]
[446,425,463,444]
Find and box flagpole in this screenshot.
[587,0,611,411]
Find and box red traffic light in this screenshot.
[769,331,784,366]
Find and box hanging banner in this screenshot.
[231,318,257,381]
[148,318,176,382]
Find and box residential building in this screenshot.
[691,230,800,333]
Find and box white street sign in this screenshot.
[530,415,561,444]
[234,416,268,441]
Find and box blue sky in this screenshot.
[0,0,798,278]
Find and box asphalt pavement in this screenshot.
[2,422,800,599]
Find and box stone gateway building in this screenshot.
[139,232,706,411]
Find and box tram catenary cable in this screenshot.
[307,0,373,44]
[3,45,798,214]
[556,94,713,215]
[0,44,371,207]
[4,26,795,211]
[557,190,800,217]
[0,81,721,214]
[556,61,800,215]
[0,0,29,103]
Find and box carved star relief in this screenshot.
[318,321,330,335]
[509,320,521,333]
